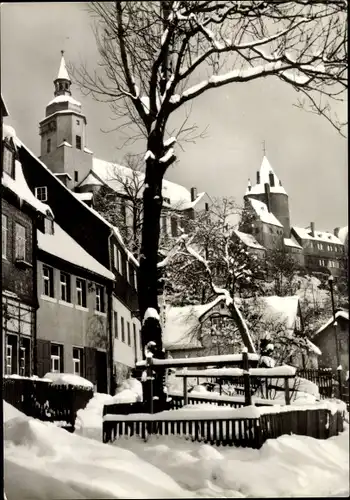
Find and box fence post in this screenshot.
[284,378,291,405]
[242,349,251,406]
[146,356,154,414]
[336,365,343,401]
[183,375,188,406]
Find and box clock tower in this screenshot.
[39,51,93,188]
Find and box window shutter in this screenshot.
[36,339,51,377]
[84,347,97,386]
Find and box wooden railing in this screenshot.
[102,407,344,449]
[168,392,278,409]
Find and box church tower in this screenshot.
[244,156,291,238]
[39,51,93,188]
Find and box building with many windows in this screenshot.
[2,123,53,377]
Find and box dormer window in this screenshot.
[35,186,48,202]
[3,144,14,178]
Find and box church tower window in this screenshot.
[76,135,81,150]
[47,139,51,153]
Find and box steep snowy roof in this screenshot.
[73,192,93,202]
[233,230,265,250]
[16,138,139,267]
[314,310,349,336]
[236,295,300,331]
[2,161,53,217]
[164,296,225,350]
[47,95,81,107]
[56,54,71,81]
[284,237,303,250]
[78,172,104,187]
[292,227,343,245]
[249,198,283,227]
[179,192,207,210]
[38,221,114,280]
[91,157,193,208]
[337,226,348,245]
[246,156,287,196]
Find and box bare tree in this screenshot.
[265,242,304,296]
[74,0,347,401]
[162,198,265,351]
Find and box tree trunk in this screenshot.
[138,153,167,405]
[229,301,256,354]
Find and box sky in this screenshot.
[1,2,348,231]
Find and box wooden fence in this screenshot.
[296,369,333,399]
[102,408,344,449]
[3,377,93,431]
[168,392,277,409]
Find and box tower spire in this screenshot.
[262,140,266,157]
[54,51,71,97]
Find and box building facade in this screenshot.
[2,125,52,377]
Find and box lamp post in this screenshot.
[328,274,342,399]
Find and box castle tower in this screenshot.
[244,156,291,238]
[39,51,93,188]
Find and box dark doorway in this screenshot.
[96,350,108,394]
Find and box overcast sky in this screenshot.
[1,2,348,231]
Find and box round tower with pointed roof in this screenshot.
[244,156,291,238]
[39,52,92,187]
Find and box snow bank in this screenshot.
[5,403,188,499]
[116,426,349,498]
[74,392,114,442]
[44,373,93,389]
[3,401,27,423]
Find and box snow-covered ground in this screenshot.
[4,396,349,498]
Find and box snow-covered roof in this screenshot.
[73,192,93,202]
[249,198,283,227]
[16,138,139,268]
[306,339,322,356]
[245,156,287,196]
[337,226,348,245]
[38,221,114,280]
[57,141,72,148]
[233,230,265,250]
[236,295,300,331]
[56,54,71,82]
[292,227,343,245]
[179,192,207,211]
[40,110,86,124]
[164,296,226,350]
[2,137,53,218]
[90,157,193,208]
[47,95,81,107]
[314,310,349,336]
[284,237,303,250]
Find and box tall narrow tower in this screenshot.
[39,51,93,188]
[244,156,291,238]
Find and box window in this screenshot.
[76,120,80,125]
[72,347,83,376]
[60,272,71,303]
[133,269,137,291]
[2,214,8,259]
[44,217,54,235]
[19,345,26,376]
[6,344,12,375]
[43,265,54,297]
[15,223,26,260]
[127,322,131,346]
[121,317,125,343]
[35,186,48,202]
[319,259,325,267]
[113,245,123,275]
[95,285,105,312]
[47,139,51,153]
[205,203,209,212]
[3,145,14,177]
[133,323,137,352]
[74,171,79,182]
[126,262,130,283]
[51,344,63,373]
[114,311,118,339]
[76,278,87,307]
[76,135,81,150]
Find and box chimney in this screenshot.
[256,171,260,184]
[269,171,275,187]
[310,222,315,237]
[264,183,271,212]
[334,227,340,237]
[190,187,197,202]
[247,178,251,192]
